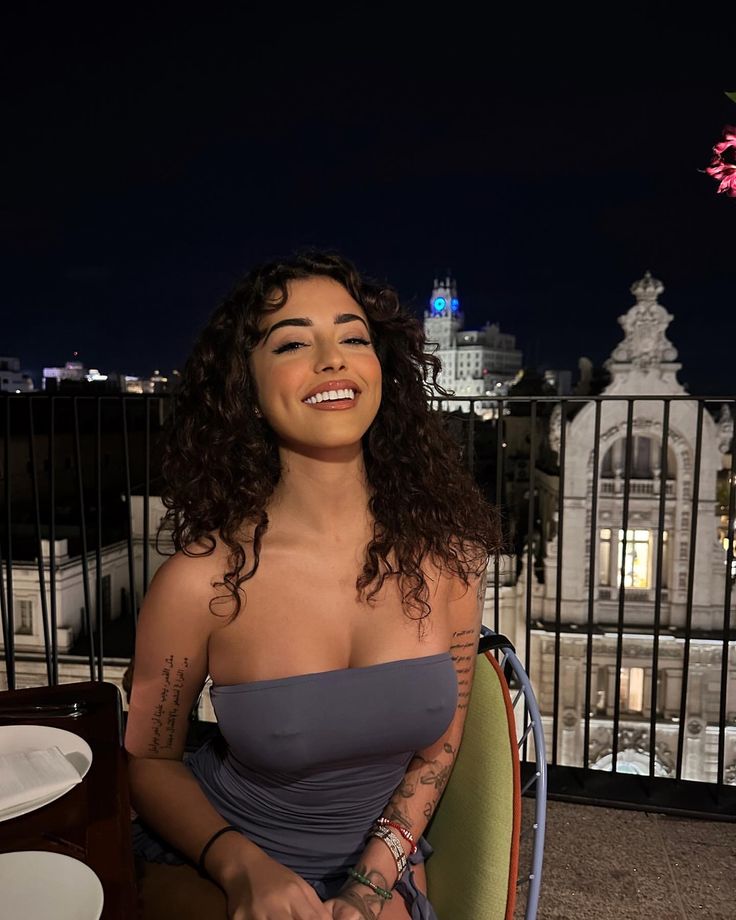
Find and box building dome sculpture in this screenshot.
[608,271,679,371]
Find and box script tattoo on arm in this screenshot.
[147,654,190,755]
[452,569,486,711]
[383,569,486,833]
[451,627,476,711]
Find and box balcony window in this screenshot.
[601,435,676,480]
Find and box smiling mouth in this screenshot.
[302,386,359,410]
[302,387,360,406]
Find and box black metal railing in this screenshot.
[1,391,735,816]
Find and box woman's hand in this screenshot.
[221,851,332,920]
[323,880,387,919]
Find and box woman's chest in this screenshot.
[207,545,452,686]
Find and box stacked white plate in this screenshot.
[0,850,104,919]
[0,725,102,917]
[0,724,92,821]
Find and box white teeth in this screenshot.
[304,387,357,404]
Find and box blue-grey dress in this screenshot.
[133,652,457,919]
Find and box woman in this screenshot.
[124,251,497,920]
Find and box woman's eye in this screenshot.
[272,337,371,354]
[272,341,307,354]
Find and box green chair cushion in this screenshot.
[425,652,520,920]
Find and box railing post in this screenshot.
[717,400,736,787]
[611,399,635,773]
[583,399,602,769]
[649,399,670,777]
[1,395,15,690]
[552,400,567,766]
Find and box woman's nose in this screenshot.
[313,339,347,372]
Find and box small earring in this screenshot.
[254,406,262,418]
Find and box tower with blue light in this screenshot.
[425,275,462,349]
[424,271,523,414]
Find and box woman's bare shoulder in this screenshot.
[146,532,237,620]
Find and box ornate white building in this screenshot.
[423,276,522,414]
[485,272,736,782]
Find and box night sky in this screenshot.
[3,6,735,393]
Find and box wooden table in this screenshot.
[0,680,138,919]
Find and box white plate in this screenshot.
[0,724,93,822]
[0,850,103,920]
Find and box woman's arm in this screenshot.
[125,550,333,919]
[124,550,267,885]
[331,568,487,913]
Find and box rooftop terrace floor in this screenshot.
[516,798,735,920]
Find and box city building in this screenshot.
[123,369,181,394]
[0,538,135,694]
[42,360,180,394]
[0,356,35,392]
[485,271,736,782]
[423,276,523,414]
[42,360,88,388]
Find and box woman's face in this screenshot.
[249,276,383,453]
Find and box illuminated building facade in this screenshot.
[481,272,735,782]
[423,276,522,414]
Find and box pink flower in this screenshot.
[705,125,736,198]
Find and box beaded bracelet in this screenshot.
[347,867,393,900]
[198,825,240,877]
[374,817,418,856]
[369,825,408,877]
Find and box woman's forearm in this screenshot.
[127,756,268,886]
[354,616,480,879]
[382,737,459,839]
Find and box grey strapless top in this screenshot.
[186,652,457,884]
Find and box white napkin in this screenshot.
[0,746,83,811]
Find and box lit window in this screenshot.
[618,529,651,589]
[599,529,612,586]
[599,528,667,589]
[620,666,645,713]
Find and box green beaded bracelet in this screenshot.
[347,867,393,900]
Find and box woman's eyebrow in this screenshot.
[261,312,369,343]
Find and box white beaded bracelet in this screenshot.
[369,825,408,877]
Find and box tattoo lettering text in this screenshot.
[147,654,190,755]
[451,627,475,711]
[369,574,485,880]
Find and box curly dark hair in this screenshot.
[159,250,499,625]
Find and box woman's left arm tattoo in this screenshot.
[382,569,487,835]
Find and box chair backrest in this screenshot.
[425,650,521,920]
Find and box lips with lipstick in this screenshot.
[302,379,362,411]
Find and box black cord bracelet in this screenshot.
[198,825,240,877]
